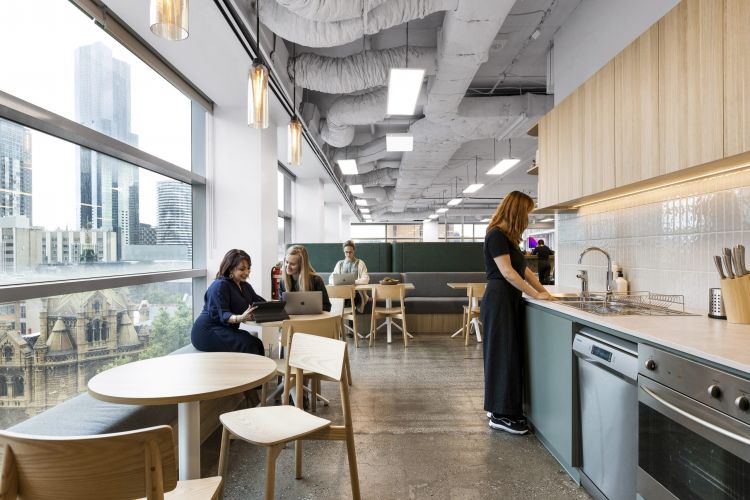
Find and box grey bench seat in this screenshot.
[7,343,200,436]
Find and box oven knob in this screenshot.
[645,359,656,371]
[708,385,722,399]
[736,396,750,412]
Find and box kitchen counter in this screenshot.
[525,286,750,376]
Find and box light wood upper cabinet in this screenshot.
[659,0,723,173]
[615,24,661,186]
[537,112,559,208]
[724,0,750,157]
[582,61,616,197]
[557,89,583,202]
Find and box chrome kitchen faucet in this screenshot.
[578,247,614,295]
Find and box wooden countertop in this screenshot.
[525,286,750,376]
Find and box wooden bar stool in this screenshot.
[463,283,486,346]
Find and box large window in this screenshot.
[0,0,207,428]
[0,0,192,170]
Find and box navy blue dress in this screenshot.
[191,277,265,355]
[481,227,527,417]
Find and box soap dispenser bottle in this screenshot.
[615,270,629,293]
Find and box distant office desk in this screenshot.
[88,352,276,481]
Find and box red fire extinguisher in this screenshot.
[271,261,283,300]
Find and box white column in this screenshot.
[209,105,278,298]
[423,220,439,242]
[324,203,342,242]
[293,178,325,242]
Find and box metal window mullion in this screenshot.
[0,269,206,304]
[0,91,205,186]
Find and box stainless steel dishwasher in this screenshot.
[573,327,638,500]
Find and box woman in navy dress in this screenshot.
[280,245,332,312]
[482,191,551,435]
[191,249,265,355]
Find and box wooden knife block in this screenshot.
[720,274,750,324]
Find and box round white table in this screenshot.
[88,352,276,480]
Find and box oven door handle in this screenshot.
[641,385,750,446]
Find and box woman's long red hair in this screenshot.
[486,191,534,244]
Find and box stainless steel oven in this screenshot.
[638,345,750,500]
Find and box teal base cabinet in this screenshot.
[524,303,580,481]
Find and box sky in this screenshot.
[0,0,191,229]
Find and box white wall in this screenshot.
[553,0,678,104]
[324,203,343,242]
[293,178,325,242]
[209,105,278,298]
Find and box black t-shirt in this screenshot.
[484,227,527,283]
[532,245,554,261]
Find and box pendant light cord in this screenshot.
[405,22,409,68]
[256,1,261,61]
[292,43,296,118]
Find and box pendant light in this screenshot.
[464,155,484,193]
[488,138,520,175]
[287,43,302,165]
[248,2,269,129]
[150,0,189,41]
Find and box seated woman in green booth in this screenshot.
[328,239,370,312]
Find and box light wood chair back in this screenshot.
[0,425,178,500]
[372,284,405,301]
[325,285,360,348]
[370,285,408,347]
[289,333,346,382]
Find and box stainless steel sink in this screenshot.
[549,292,697,316]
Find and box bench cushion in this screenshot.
[403,272,486,297]
[404,297,468,314]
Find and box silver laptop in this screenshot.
[331,273,357,285]
[282,291,323,315]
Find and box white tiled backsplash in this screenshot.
[557,168,750,311]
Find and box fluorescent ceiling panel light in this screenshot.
[338,159,358,175]
[428,214,439,219]
[436,208,449,213]
[349,184,364,194]
[360,208,371,213]
[362,214,372,219]
[539,217,554,222]
[463,184,484,193]
[487,158,521,175]
[355,199,368,206]
[387,68,425,115]
[386,133,414,152]
[447,198,462,206]
[480,218,490,222]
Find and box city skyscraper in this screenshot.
[74,43,139,258]
[156,180,191,258]
[0,118,32,222]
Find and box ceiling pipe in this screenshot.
[275,0,389,21]
[289,46,437,94]
[259,0,458,48]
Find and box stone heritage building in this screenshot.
[0,289,150,428]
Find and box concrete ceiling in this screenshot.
[102,0,581,222]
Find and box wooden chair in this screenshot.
[462,283,486,346]
[218,334,360,500]
[273,316,351,412]
[0,425,222,500]
[369,284,408,347]
[326,285,359,348]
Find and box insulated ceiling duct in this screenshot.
[275,0,389,21]
[319,87,388,147]
[289,46,437,94]
[259,0,458,47]
[344,167,399,187]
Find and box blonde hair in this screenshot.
[283,245,318,292]
[486,191,534,244]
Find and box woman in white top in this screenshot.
[329,240,370,312]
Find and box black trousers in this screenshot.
[538,261,551,285]
[480,279,525,417]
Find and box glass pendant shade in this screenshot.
[287,117,303,166]
[248,60,269,129]
[149,0,189,41]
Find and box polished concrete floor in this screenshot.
[201,333,591,499]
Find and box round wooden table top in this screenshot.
[88,352,277,405]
